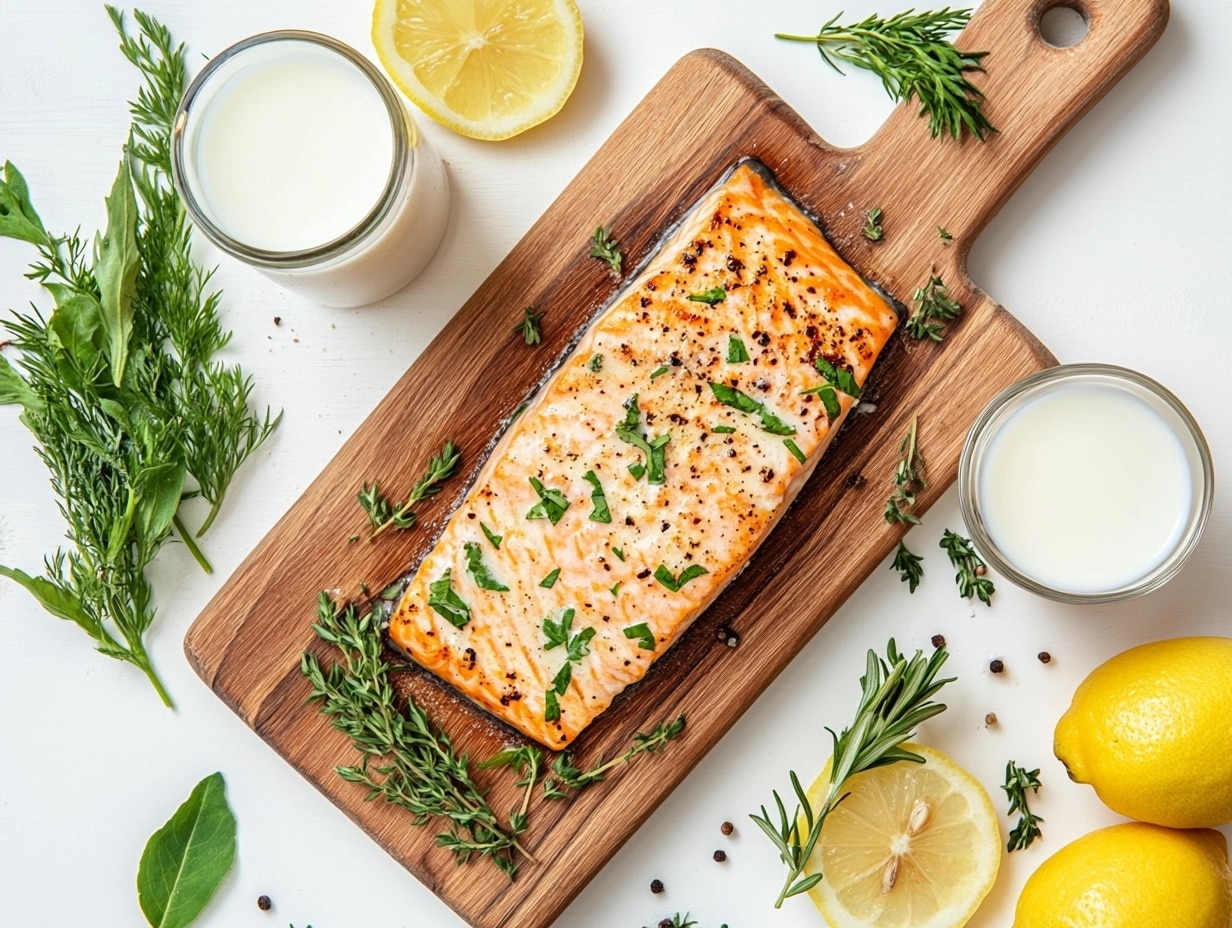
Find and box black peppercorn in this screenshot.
[989,659,1005,674]
[721,820,734,836]
[650,878,664,894]
[257,895,272,911]
[659,920,674,928]
[931,634,946,649]
[985,712,997,726]
[1038,651,1052,664]
[713,849,727,862]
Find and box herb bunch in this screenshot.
[1002,760,1044,852]
[302,593,531,877]
[0,8,278,706]
[359,440,460,540]
[884,414,926,525]
[905,273,963,341]
[940,529,995,605]
[751,640,953,906]
[776,8,994,141]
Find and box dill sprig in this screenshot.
[939,529,995,605]
[905,273,963,341]
[776,8,994,141]
[301,593,532,878]
[862,206,884,241]
[1002,760,1044,852]
[359,440,461,540]
[0,8,278,706]
[589,225,623,275]
[751,640,953,907]
[884,414,927,524]
[513,305,544,345]
[890,541,924,592]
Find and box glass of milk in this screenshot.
[958,364,1213,603]
[171,31,450,307]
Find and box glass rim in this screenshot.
[958,363,1215,604]
[170,29,409,268]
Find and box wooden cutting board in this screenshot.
[185,0,1167,924]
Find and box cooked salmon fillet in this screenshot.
[388,162,897,749]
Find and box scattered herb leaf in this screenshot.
[361,441,461,540]
[938,225,953,244]
[650,365,671,379]
[905,273,962,341]
[1002,760,1044,852]
[582,470,612,523]
[624,622,656,651]
[589,225,622,275]
[611,546,625,561]
[544,688,561,722]
[688,287,727,304]
[709,382,796,435]
[885,415,926,524]
[526,475,570,524]
[539,567,561,589]
[713,425,736,434]
[428,569,472,627]
[513,305,544,345]
[784,438,806,464]
[726,335,750,363]
[587,353,603,372]
[481,522,502,549]
[862,206,884,241]
[616,393,671,484]
[542,607,576,651]
[654,563,709,592]
[940,530,995,605]
[542,715,686,796]
[814,356,861,399]
[464,541,509,592]
[890,541,924,592]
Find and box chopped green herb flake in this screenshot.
[540,568,561,589]
[814,356,862,399]
[938,226,953,244]
[464,541,509,592]
[588,353,603,372]
[514,305,544,345]
[654,563,709,592]
[650,365,670,379]
[863,206,884,241]
[610,582,621,597]
[428,569,471,628]
[526,475,570,524]
[568,627,596,662]
[628,462,646,480]
[616,394,671,484]
[481,522,502,549]
[612,546,625,561]
[552,661,572,695]
[582,469,612,523]
[708,382,796,435]
[544,688,561,722]
[542,607,576,650]
[688,287,727,304]
[713,425,737,434]
[726,335,750,363]
[784,438,806,464]
[624,622,656,650]
[802,382,842,422]
[589,225,622,275]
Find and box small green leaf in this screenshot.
[802,382,842,422]
[655,563,709,592]
[0,161,47,245]
[134,461,188,544]
[136,771,237,928]
[552,661,572,695]
[784,438,806,464]
[712,425,736,434]
[688,287,727,304]
[464,541,509,592]
[649,365,671,379]
[428,569,472,627]
[526,476,570,525]
[814,356,862,399]
[566,626,596,662]
[623,622,656,650]
[587,354,603,372]
[710,382,796,435]
[94,154,141,388]
[581,470,611,523]
[0,564,93,632]
[544,688,561,722]
[726,335,750,363]
[480,522,502,549]
[49,293,106,372]
[539,567,561,589]
[0,354,44,415]
[611,546,625,561]
[542,607,575,650]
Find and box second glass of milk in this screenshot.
[171,31,449,307]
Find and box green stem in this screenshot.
[130,643,174,709]
[196,495,223,537]
[174,513,213,574]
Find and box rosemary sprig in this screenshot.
[890,541,924,592]
[0,9,278,706]
[360,440,460,540]
[1002,760,1044,852]
[589,225,622,275]
[862,206,884,241]
[513,305,544,345]
[905,273,963,341]
[301,593,532,877]
[776,8,994,141]
[884,414,927,524]
[751,640,953,907]
[939,529,995,605]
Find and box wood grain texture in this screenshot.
[184,0,1167,924]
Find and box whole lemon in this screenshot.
[1054,636,1232,828]
[1013,823,1232,928]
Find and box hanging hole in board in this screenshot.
[1039,5,1090,48]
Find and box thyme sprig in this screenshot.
[302,593,532,877]
[359,440,460,540]
[890,541,924,592]
[940,529,995,605]
[776,8,994,141]
[905,273,963,341]
[589,225,622,275]
[513,305,544,345]
[0,9,278,706]
[751,640,953,907]
[884,414,927,524]
[544,714,687,797]
[1002,760,1044,852]
[862,207,884,241]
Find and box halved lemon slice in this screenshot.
[372,0,584,140]
[804,743,1001,928]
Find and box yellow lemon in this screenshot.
[802,743,1000,928]
[1013,822,1232,928]
[372,0,584,140]
[1054,636,1232,828]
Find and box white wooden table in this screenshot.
[2,2,1229,926]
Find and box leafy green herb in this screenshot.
[611,546,625,561]
[940,530,995,605]
[302,594,530,877]
[428,569,471,627]
[541,608,595,718]
[552,661,572,695]
[476,744,543,835]
[726,335,750,363]
[885,414,926,525]
[361,441,460,540]
[664,915,698,928]
[616,393,671,484]
[890,541,924,592]
[464,542,509,592]
[587,353,603,372]
[542,607,576,650]
[814,356,862,399]
[905,273,963,341]
[481,522,502,549]
[938,225,953,244]
[775,9,994,141]
[624,622,656,651]
[751,640,953,906]
[802,382,842,422]
[610,582,621,597]
[655,563,709,592]
[862,206,884,241]
[542,715,686,796]
[1003,760,1044,852]
[539,567,561,588]
[0,10,280,705]
[709,382,796,435]
[513,305,544,345]
[580,470,612,523]
[784,438,806,464]
[526,475,571,524]
[589,225,622,275]
[136,771,236,928]
[689,287,727,304]
[713,425,737,434]
[650,364,671,380]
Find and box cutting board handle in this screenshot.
[856,0,1169,261]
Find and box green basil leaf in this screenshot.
[94,155,140,388]
[464,541,509,592]
[712,425,736,434]
[539,567,561,589]
[709,381,796,434]
[726,335,750,363]
[582,470,612,523]
[623,622,656,651]
[552,661,572,695]
[428,569,471,627]
[0,161,47,245]
[544,688,561,722]
[655,563,709,592]
[756,406,797,436]
[567,626,596,663]
[134,461,187,545]
[49,293,105,372]
[649,365,670,379]
[0,354,44,415]
[815,356,861,399]
[543,607,574,650]
[803,383,842,422]
[136,771,237,928]
[526,476,570,524]
[0,564,94,632]
[480,522,502,549]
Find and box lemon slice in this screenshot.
[804,743,1001,928]
[372,0,584,140]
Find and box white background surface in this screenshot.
[2,1,1230,927]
